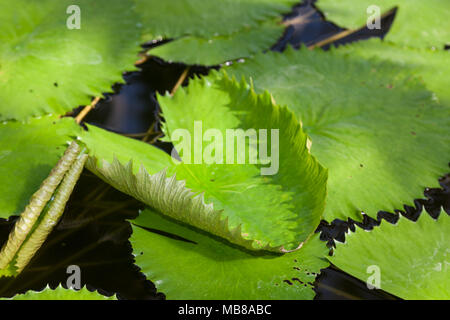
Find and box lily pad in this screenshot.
[3,285,116,300]
[227,47,450,222]
[148,22,284,66]
[0,116,80,220]
[131,208,329,299]
[330,210,449,300]
[0,0,141,120]
[82,75,327,252]
[316,0,450,49]
[335,38,450,107]
[136,0,296,39]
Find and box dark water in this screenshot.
[0,1,448,300]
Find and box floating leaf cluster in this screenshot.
[0,0,448,300]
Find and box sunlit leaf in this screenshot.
[335,38,450,107]
[0,0,141,120]
[227,47,450,222]
[316,0,450,48]
[330,210,449,300]
[82,75,327,252]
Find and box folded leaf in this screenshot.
[14,149,88,273]
[82,75,327,252]
[0,142,84,275]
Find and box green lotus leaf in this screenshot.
[158,75,327,251]
[330,210,449,300]
[316,0,450,49]
[131,208,329,299]
[0,116,80,220]
[2,284,116,300]
[135,0,296,39]
[148,22,284,66]
[81,123,174,176]
[226,47,450,222]
[335,38,450,107]
[0,0,141,120]
[82,75,327,252]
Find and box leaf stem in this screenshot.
[171,67,190,96]
[308,7,396,49]
[75,97,101,124]
[135,54,149,66]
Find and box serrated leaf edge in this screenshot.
[86,156,293,252]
